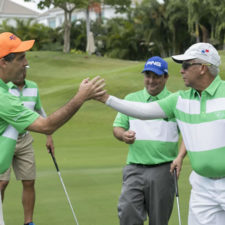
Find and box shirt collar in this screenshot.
[143,86,169,102]
[192,75,222,97]
[204,75,221,96]
[7,79,27,89]
[0,78,9,91]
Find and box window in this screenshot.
[48,18,56,28]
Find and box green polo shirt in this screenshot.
[158,75,225,178]
[113,87,179,165]
[0,79,39,174]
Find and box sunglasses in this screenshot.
[182,62,211,70]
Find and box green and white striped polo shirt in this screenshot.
[8,79,44,113]
[0,79,39,174]
[113,87,179,165]
[8,79,46,135]
[158,75,225,178]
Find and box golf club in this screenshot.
[173,168,182,225]
[50,150,80,225]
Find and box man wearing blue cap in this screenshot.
[113,56,182,225]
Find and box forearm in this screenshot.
[113,127,126,142]
[170,140,186,176]
[28,92,86,134]
[106,96,167,120]
[177,141,187,159]
[27,76,105,135]
[47,93,86,131]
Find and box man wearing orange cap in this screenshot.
[0,32,105,225]
[0,66,55,225]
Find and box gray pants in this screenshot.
[118,163,175,225]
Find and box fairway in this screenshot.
[2,51,225,225]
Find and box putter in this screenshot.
[173,168,182,225]
[50,150,80,225]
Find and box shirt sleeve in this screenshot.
[113,96,130,130]
[106,96,167,120]
[0,93,39,133]
[113,111,130,130]
[157,92,179,119]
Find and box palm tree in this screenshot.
[165,0,190,54]
[187,0,212,43]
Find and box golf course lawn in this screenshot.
[3,51,225,225]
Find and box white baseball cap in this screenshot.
[172,42,221,67]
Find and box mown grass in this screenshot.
[2,51,225,225]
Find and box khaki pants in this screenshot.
[0,132,36,180]
[0,193,5,225]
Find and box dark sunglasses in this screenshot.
[182,62,211,70]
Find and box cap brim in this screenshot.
[142,68,164,75]
[13,40,35,53]
[172,54,196,63]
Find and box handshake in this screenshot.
[77,75,109,103]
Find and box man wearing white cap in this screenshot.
[113,56,182,225]
[96,42,225,225]
[0,32,105,225]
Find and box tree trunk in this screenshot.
[200,24,208,43]
[86,6,90,52]
[63,10,71,53]
[195,21,200,43]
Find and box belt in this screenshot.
[130,161,172,168]
[18,132,28,139]
[209,176,225,180]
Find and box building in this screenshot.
[37,0,143,28]
[0,0,142,29]
[0,0,39,27]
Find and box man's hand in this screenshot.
[170,141,186,178]
[94,92,110,103]
[78,76,106,100]
[122,130,136,144]
[46,135,55,156]
[113,127,136,144]
[170,155,183,178]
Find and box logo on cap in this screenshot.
[146,61,162,67]
[9,35,16,41]
[201,49,209,55]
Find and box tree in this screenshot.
[25,0,87,53]
[0,18,62,51]
[131,0,171,57]
[165,0,191,54]
[187,0,213,43]
[208,0,225,48]
[84,0,131,54]
[25,0,131,54]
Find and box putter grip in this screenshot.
[50,151,60,172]
[174,169,179,197]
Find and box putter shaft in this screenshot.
[50,151,80,225]
[173,169,182,225]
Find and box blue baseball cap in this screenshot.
[142,56,168,75]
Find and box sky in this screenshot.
[11,0,47,13]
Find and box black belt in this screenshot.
[130,161,172,168]
[18,132,28,138]
[209,176,225,180]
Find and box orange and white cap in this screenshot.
[0,32,35,58]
